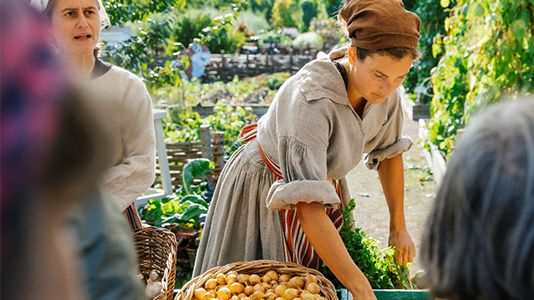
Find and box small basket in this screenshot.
[135,226,178,300]
[175,260,338,300]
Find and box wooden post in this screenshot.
[200,125,213,161]
[211,132,225,182]
[289,46,294,72]
[152,109,173,196]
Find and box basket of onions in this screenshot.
[175,260,337,300]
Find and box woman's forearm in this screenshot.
[377,153,406,230]
[296,202,373,297]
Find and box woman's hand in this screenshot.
[388,228,416,266]
[350,281,377,300]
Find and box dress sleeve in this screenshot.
[103,76,156,211]
[265,98,340,211]
[364,90,412,170]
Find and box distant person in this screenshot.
[32,0,156,230]
[194,1,421,299]
[421,97,534,300]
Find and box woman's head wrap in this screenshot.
[339,0,420,50]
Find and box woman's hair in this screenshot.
[356,47,421,61]
[421,97,534,300]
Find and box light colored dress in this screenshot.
[193,48,412,276]
[83,60,156,211]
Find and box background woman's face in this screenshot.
[353,54,413,104]
[51,0,101,57]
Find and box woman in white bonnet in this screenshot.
[31,0,156,230]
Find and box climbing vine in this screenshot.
[428,0,533,156]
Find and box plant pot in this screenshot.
[337,288,432,300]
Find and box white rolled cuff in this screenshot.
[266,179,340,211]
[365,136,413,170]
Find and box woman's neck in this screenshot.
[67,53,96,80]
[343,62,366,111]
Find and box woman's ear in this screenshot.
[347,47,357,65]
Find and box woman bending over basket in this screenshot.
[194,0,421,299]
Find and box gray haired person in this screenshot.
[421,97,534,300]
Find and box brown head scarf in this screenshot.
[339,0,421,50]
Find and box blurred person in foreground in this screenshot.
[1,1,144,299]
[31,0,156,230]
[421,97,534,300]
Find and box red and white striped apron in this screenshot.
[241,123,343,269]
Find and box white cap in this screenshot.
[30,0,111,28]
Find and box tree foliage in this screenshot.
[101,0,247,92]
[427,0,533,156]
[403,0,453,104]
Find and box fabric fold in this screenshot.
[365,136,413,170]
[266,179,341,210]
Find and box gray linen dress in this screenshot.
[193,48,413,276]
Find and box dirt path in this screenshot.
[345,117,436,272]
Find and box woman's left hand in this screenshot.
[388,229,416,266]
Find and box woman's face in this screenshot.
[51,0,101,57]
[351,50,414,104]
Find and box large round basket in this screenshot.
[135,226,178,300]
[175,260,338,300]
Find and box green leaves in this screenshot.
[104,0,186,24]
[322,199,412,289]
[139,194,209,229]
[182,159,214,195]
[162,99,257,157]
[428,0,534,157]
[403,0,452,105]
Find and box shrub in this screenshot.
[238,10,271,34]
[292,32,324,50]
[271,0,300,29]
[300,0,319,32]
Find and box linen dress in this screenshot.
[82,58,156,211]
[193,48,412,276]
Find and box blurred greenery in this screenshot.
[403,0,453,105]
[162,100,257,156]
[427,0,533,157]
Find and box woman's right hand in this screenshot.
[350,282,377,300]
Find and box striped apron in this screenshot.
[240,123,343,269]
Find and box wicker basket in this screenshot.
[175,260,338,300]
[135,226,178,300]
